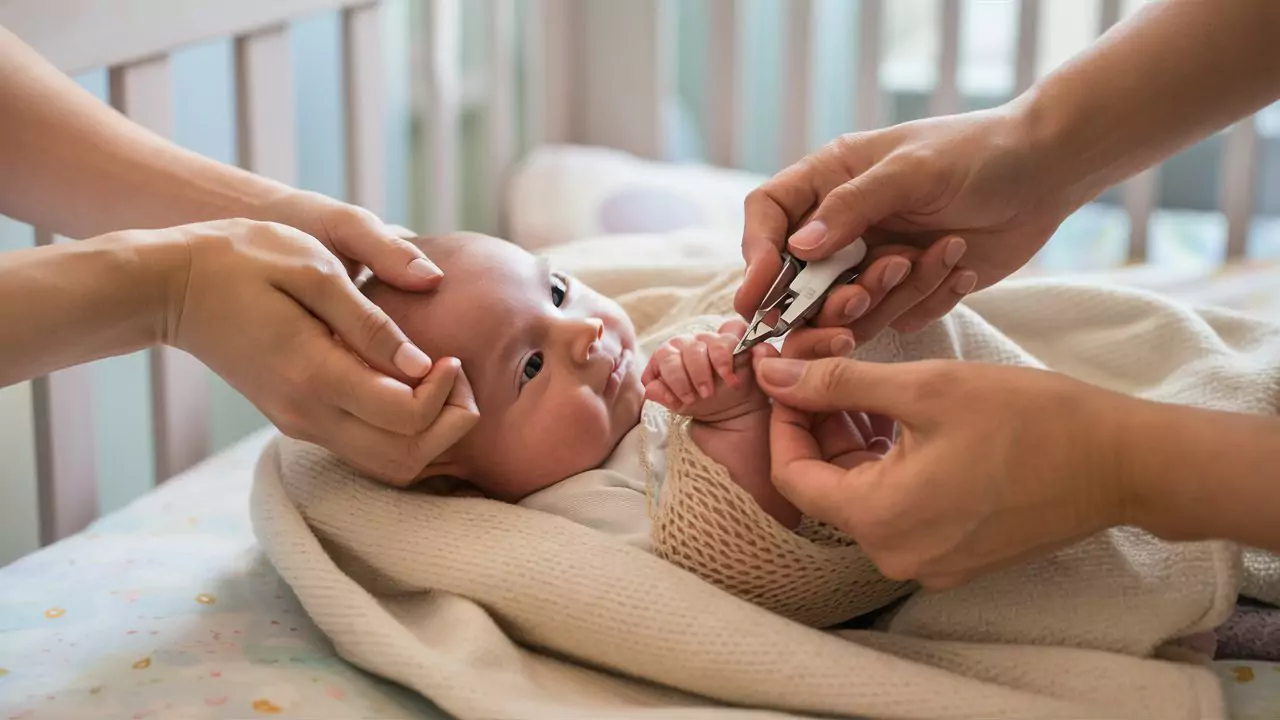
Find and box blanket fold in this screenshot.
[252,234,1280,720]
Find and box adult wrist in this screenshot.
[119,227,194,348]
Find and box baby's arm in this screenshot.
[642,320,801,528]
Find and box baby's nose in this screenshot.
[570,318,604,362]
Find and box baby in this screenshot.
[362,233,803,531]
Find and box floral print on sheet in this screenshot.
[0,430,450,720]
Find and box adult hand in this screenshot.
[737,108,1068,344]
[754,356,1135,590]
[162,218,479,486]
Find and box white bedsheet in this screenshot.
[0,428,449,720]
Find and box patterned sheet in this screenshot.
[0,429,448,720]
[3,263,1280,720]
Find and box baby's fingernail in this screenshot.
[408,257,443,280]
[844,294,870,322]
[698,383,713,398]
[394,342,432,377]
[831,335,856,357]
[954,271,978,295]
[884,259,910,290]
[869,438,894,454]
[759,359,805,388]
[788,221,828,251]
[944,237,967,267]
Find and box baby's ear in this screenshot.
[410,450,484,497]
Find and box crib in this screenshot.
[1,1,1278,717]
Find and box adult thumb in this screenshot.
[787,160,918,261]
[755,356,917,420]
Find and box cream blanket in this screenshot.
[251,232,1280,720]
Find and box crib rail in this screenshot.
[0,0,402,545]
[1,0,1269,553]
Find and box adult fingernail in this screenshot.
[408,257,443,280]
[844,294,870,322]
[831,335,856,356]
[944,237,967,267]
[789,221,828,251]
[394,342,432,377]
[954,271,978,295]
[759,358,805,388]
[884,259,910,290]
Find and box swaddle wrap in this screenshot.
[252,233,1280,719]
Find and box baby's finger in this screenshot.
[658,353,698,405]
[780,326,856,359]
[717,317,749,338]
[889,269,978,334]
[645,380,681,410]
[682,341,716,399]
[642,344,681,385]
[706,336,739,386]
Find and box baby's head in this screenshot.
[364,234,644,500]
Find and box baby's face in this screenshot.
[366,234,644,500]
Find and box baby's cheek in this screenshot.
[527,391,616,473]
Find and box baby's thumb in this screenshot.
[755,357,915,420]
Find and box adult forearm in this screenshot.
[1015,0,1280,213]
[1120,399,1280,553]
[0,232,186,385]
[0,26,291,239]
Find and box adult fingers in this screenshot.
[787,156,926,262]
[306,360,479,486]
[275,256,433,381]
[848,236,967,342]
[314,336,462,434]
[779,327,856,359]
[322,205,443,291]
[890,269,979,334]
[811,254,914,328]
[769,402,870,530]
[755,356,930,419]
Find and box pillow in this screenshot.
[505,144,767,251]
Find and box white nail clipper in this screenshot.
[733,239,868,356]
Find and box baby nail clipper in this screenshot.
[733,238,868,357]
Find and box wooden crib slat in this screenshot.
[413,0,460,233]
[1014,0,1041,95]
[1096,0,1156,263]
[235,27,298,185]
[484,0,517,234]
[929,0,962,117]
[523,0,577,147]
[109,57,212,483]
[1220,119,1259,260]
[855,0,884,131]
[705,0,741,167]
[580,0,671,160]
[0,0,392,77]
[780,0,814,166]
[31,229,100,544]
[343,3,387,217]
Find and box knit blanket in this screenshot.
[251,231,1280,720]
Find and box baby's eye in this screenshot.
[551,274,567,307]
[521,352,544,386]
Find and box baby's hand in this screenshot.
[642,319,768,421]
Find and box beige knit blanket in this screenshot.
[251,232,1280,720]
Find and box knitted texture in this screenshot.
[252,237,1280,720]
